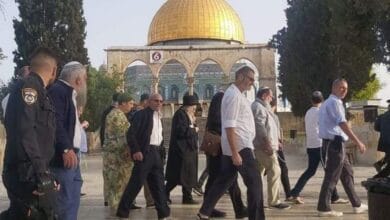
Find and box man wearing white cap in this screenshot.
[48,61,88,220]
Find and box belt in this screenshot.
[149,145,160,148]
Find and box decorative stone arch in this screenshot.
[157,59,189,77]
[229,57,260,75]
[106,44,275,96]
[193,57,225,73]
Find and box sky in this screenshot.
[0,0,389,105]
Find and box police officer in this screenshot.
[1,47,59,220]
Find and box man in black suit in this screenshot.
[48,61,88,220]
[374,99,390,178]
[116,93,170,220]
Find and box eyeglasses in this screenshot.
[152,99,164,103]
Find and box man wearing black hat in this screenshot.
[165,94,200,204]
[373,99,390,178]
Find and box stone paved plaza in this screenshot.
[0,149,375,220]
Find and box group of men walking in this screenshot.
[0,47,379,220]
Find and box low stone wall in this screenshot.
[277,110,382,165]
[0,109,382,167]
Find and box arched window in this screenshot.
[170,85,179,101]
[142,85,149,95]
[204,85,214,100]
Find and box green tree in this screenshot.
[13,0,88,74]
[352,72,381,100]
[82,66,121,131]
[270,0,332,116]
[271,0,388,116]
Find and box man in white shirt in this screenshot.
[252,87,290,210]
[289,91,347,205]
[197,66,265,220]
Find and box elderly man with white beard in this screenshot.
[48,61,88,220]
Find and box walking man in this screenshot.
[197,66,265,220]
[1,47,58,219]
[317,78,368,217]
[49,61,88,220]
[289,91,348,205]
[116,93,170,220]
[252,87,290,210]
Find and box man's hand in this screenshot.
[132,152,143,161]
[81,120,89,129]
[262,140,273,156]
[63,149,78,169]
[279,139,284,151]
[232,152,242,166]
[357,140,366,154]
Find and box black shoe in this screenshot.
[130,203,142,209]
[116,209,129,218]
[182,198,199,205]
[210,209,226,218]
[270,203,291,210]
[235,207,248,219]
[146,203,155,209]
[374,161,383,172]
[80,193,86,197]
[104,201,108,206]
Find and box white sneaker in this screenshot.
[331,198,349,204]
[353,203,368,214]
[318,210,343,217]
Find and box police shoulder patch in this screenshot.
[22,88,38,105]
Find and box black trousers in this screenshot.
[204,153,246,214]
[1,170,56,220]
[200,148,265,220]
[277,150,291,198]
[317,138,361,211]
[374,153,390,178]
[291,147,340,201]
[117,147,170,219]
[165,181,193,201]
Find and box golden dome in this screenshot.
[148,0,245,45]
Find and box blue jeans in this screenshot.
[291,148,339,201]
[52,165,83,220]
